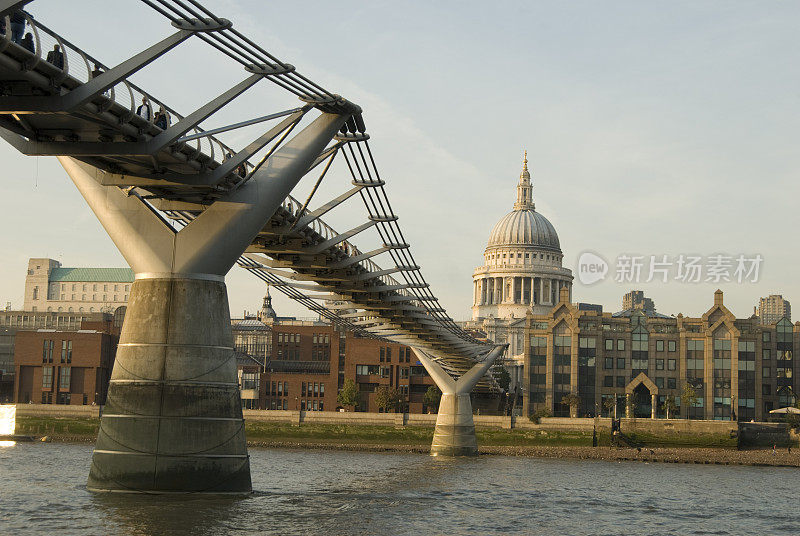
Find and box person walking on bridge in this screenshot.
[154,105,170,129]
[20,32,34,53]
[46,44,64,69]
[10,10,26,44]
[136,97,152,122]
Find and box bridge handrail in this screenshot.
[17,13,254,177]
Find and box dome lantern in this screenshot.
[514,150,534,211]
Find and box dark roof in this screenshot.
[612,308,672,319]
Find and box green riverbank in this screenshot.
[15,415,739,449]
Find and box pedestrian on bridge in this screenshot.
[46,44,64,69]
[10,10,26,44]
[136,97,152,122]
[20,32,34,54]
[154,106,170,129]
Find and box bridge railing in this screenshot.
[4,11,253,178]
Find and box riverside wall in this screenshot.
[13,404,745,436]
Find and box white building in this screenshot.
[23,258,133,313]
[467,154,573,386]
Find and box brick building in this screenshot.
[13,320,118,405]
[230,313,439,413]
[0,309,122,402]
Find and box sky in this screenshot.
[1,0,798,321]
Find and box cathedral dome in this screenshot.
[487,209,560,251]
[485,152,561,252]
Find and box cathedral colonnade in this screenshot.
[474,276,571,307]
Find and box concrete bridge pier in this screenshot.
[58,112,347,493]
[412,346,505,456]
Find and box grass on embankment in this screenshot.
[14,415,739,449]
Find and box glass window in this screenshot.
[604,358,613,369]
[763,331,771,342]
[617,339,625,351]
[59,367,71,391]
[668,359,677,371]
[616,376,625,388]
[763,349,771,361]
[687,340,704,351]
[656,340,664,352]
[655,377,664,389]
[603,376,614,387]
[616,358,625,369]
[605,339,613,351]
[667,378,677,389]
[656,359,664,370]
[42,366,53,389]
[668,340,676,352]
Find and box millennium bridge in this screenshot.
[0,0,505,493]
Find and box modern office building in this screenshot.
[757,294,791,325]
[467,153,573,388]
[524,288,799,421]
[622,290,656,316]
[23,257,133,313]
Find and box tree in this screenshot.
[561,393,581,418]
[493,365,511,392]
[680,383,698,420]
[423,385,441,413]
[375,386,403,413]
[337,379,360,410]
[602,396,616,418]
[662,395,677,420]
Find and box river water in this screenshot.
[0,442,797,535]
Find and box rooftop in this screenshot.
[49,267,134,283]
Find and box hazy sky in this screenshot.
[1,1,798,321]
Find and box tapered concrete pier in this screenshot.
[413,346,505,456]
[89,277,249,492]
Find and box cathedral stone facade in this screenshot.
[467,154,573,387]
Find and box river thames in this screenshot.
[1,441,797,535]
